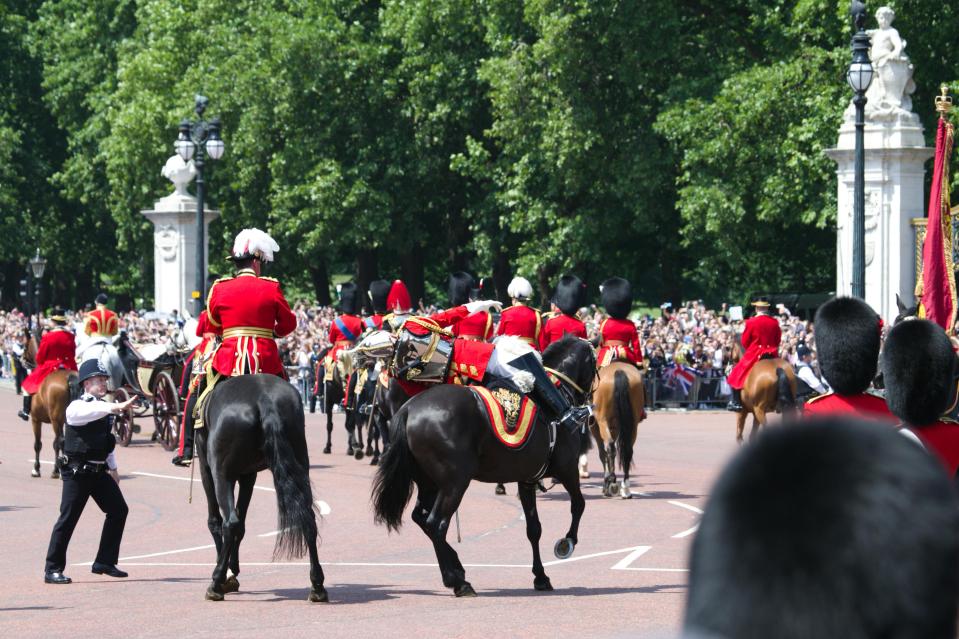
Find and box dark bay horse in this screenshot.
[590,361,645,498]
[372,336,596,596]
[30,369,77,478]
[196,374,326,602]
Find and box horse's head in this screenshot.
[542,336,597,406]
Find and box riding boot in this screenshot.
[508,353,590,432]
[726,387,743,412]
[17,394,31,421]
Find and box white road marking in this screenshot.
[544,545,649,567]
[667,500,702,539]
[672,525,699,539]
[130,471,275,492]
[73,543,219,566]
[667,500,703,515]
[316,500,332,515]
[609,546,652,570]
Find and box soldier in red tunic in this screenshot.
[84,293,119,341]
[497,276,541,348]
[327,282,363,365]
[726,296,781,411]
[596,277,642,368]
[540,275,588,350]
[365,280,391,332]
[20,309,78,420]
[383,279,414,332]
[206,228,296,378]
[882,319,959,477]
[449,272,493,342]
[802,297,892,420]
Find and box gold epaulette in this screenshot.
[940,416,959,425]
[804,391,833,405]
[258,275,279,282]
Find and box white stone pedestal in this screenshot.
[825,117,932,322]
[141,192,219,316]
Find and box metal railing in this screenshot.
[644,368,730,410]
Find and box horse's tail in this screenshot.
[372,407,415,532]
[776,367,796,415]
[613,370,636,473]
[261,398,318,559]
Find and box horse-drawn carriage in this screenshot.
[111,330,190,450]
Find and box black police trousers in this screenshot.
[45,469,128,572]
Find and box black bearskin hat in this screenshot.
[338,282,359,315]
[471,277,489,302]
[813,297,881,395]
[448,271,475,307]
[368,279,390,315]
[553,274,587,316]
[882,319,959,426]
[600,277,632,319]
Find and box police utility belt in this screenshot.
[57,456,109,478]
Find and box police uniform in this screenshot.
[44,359,129,584]
[882,318,959,479]
[540,275,588,350]
[19,311,77,420]
[802,296,887,419]
[596,277,642,368]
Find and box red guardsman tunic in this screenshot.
[84,304,119,338]
[596,317,642,367]
[363,314,385,332]
[539,313,587,350]
[452,310,493,342]
[911,419,959,477]
[802,392,894,420]
[328,313,363,362]
[207,268,296,376]
[496,303,542,349]
[727,314,781,389]
[23,327,77,394]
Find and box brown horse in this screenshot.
[30,369,77,478]
[729,341,797,443]
[590,361,646,498]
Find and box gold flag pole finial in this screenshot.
[935,84,952,116]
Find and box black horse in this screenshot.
[372,336,596,596]
[196,374,327,602]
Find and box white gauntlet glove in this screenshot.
[465,300,503,314]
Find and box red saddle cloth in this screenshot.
[470,385,539,449]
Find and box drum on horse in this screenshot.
[29,369,79,478]
[729,339,797,443]
[195,374,326,602]
[372,336,596,596]
[590,361,646,498]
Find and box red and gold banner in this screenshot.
[920,113,956,332]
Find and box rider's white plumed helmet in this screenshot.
[230,228,279,263]
[507,276,533,301]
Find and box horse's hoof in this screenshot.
[554,537,575,560]
[345,447,353,456]
[495,484,506,496]
[205,587,224,601]
[308,586,329,603]
[365,445,374,456]
[322,445,331,455]
[223,575,239,593]
[620,492,633,500]
[353,448,364,460]
[454,583,477,598]
[50,471,60,479]
[369,455,379,466]
[31,469,40,478]
[534,577,553,591]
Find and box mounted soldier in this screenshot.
[204,228,296,379]
[327,282,362,373]
[383,279,414,332]
[76,293,124,391]
[803,297,891,419]
[540,275,588,350]
[365,279,391,333]
[726,296,780,412]
[449,272,493,342]
[497,276,542,349]
[596,277,642,368]
[20,309,77,421]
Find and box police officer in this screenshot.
[44,359,137,584]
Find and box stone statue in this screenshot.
[160,154,196,197]
[846,6,918,123]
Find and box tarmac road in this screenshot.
[0,384,740,639]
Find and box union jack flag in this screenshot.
[663,364,699,394]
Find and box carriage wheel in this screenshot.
[152,371,181,452]
[113,387,135,447]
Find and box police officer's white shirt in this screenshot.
[796,362,827,394]
[65,393,118,470]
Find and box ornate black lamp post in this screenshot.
[29,248,46,337]
[174,95,225,316]
[847,1,874,299]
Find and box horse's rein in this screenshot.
[545,366,584,395]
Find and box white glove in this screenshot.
[465,300,503,314]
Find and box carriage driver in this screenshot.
[726,296,781,412]
[44,359,137,585]
[205,228,297,379]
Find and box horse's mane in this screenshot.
[542,336,595,391]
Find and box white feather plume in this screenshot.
[232,228,279,262]
[507,276,533,300]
